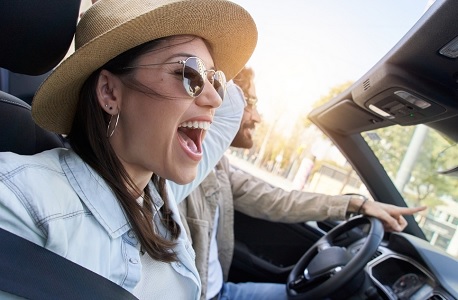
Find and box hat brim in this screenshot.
[32,0,257,134]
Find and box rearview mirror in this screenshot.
[436,143,458,177]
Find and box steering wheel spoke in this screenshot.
[304,265,343,281]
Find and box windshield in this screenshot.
[363,125,458,256]
[219,0,456,258]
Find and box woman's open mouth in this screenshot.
[177,120,211,161]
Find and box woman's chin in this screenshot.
[170,169,197,185]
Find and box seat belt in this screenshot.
[0,228,138,300]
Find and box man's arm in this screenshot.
[223,156,350,223]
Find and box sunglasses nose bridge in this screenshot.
[203,70,226,100]
[183,57,225,101]
[198,93,223,110]
[196,79,223,108]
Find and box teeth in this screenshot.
[179,121,211,130]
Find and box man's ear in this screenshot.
[96,69,122,114]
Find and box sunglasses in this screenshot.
[124,56,227,100]
[244,96,258,106]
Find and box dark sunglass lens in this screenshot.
[183,67,203,97]
[213,71,226,100]
[182,57,205,97]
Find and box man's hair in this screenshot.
[233,66,254,97]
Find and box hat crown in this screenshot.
[76,0,174,49]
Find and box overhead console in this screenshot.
[351,64,455,126]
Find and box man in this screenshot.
[179,67,425,300]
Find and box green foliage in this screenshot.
[364,126,458,208]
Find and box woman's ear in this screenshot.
[96,69,122,114]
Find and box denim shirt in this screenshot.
[0,82,245,299]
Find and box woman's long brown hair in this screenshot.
[68,38,188,262]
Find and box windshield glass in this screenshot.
[362,125,458,256]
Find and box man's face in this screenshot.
[230,79,261,149]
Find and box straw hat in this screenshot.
[32,0,257,134]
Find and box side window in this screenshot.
[227,133,368,197]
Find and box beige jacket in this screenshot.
[179,155,352,300]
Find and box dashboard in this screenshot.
[369,253,437,299]
[358,233,458,300]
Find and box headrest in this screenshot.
[0,0,81,75]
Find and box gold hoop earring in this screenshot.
[106,112,120,138]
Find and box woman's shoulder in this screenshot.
[0,148,85,213]
[0,148,69,173]
[0,148,89,241]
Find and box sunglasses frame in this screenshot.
[245,96,258,106]
[123,56,227,100]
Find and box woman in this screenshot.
[0,0,257,299]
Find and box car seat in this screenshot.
[0,90,65,154]
[0,1,137,299]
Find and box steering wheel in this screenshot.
[286,216,384,299]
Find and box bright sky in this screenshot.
[80,0,431,131]
[230,0,431,130]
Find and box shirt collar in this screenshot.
[60,149,131,239]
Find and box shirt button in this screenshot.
[129,258,139,264]
[127,230,135,239]
[176,262,182,268]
